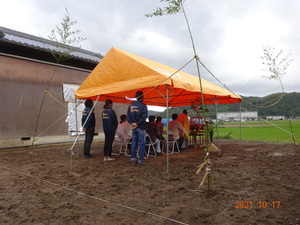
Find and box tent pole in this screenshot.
[166,84,169,173]
[214,98,220,156]
[75,98,79,156]
[69,95,100,159]
[239,102,242,142]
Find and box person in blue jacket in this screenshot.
[102,99,118,162]
[81,99,95,158]
[127,91,148,166]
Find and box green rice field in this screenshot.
[214,120,300,144]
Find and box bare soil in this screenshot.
[0,140,299,225]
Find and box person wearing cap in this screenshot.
[102,99,118,162]
[127,91,148,166]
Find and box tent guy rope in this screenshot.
[0,165,189,225]
[68,95,100,169]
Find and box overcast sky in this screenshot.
[1,0,299,98]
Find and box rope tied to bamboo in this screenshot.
[196,154,214,191]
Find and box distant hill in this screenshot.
[150,92,300,119]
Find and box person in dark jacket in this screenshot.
[127,91,148,166]
[102,99,118,162]
[146,115,162,154]
[81,99,95,158]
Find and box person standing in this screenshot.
[177,109,189,149]
[81,99,95,158]
[102,99,118,162]
[127,91,148,166]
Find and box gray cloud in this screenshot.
[1,0,299,97]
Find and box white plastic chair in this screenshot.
[112,137,130,156]
[163,130,180,154]
[144,133,157,158]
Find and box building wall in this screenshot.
[0,55,127,147]
[217,111,258,121]
[266,116,285,120]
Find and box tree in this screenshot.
[261,46,293,93]
[48,8,86,62]
[31,8,86,153]
[261,46,295,145]
[145,0,183,17]
[146,0,214,192]
[244,46,293,109]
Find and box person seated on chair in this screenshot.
[168,113,185,150]
[155,116,165,140]
[116,114,132,142]
[146,115,162,154]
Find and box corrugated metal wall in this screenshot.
[0,55,127,145]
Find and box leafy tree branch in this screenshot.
[145,0,183,17]
[48,8,86,62]
[261,46,293,93]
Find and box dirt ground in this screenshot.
[0,140,299,225]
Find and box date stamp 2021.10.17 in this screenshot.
[235,201,281,209]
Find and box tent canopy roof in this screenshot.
[75,47,242,107]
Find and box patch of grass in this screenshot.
[215,131,233,139]
[214,120,300,144]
